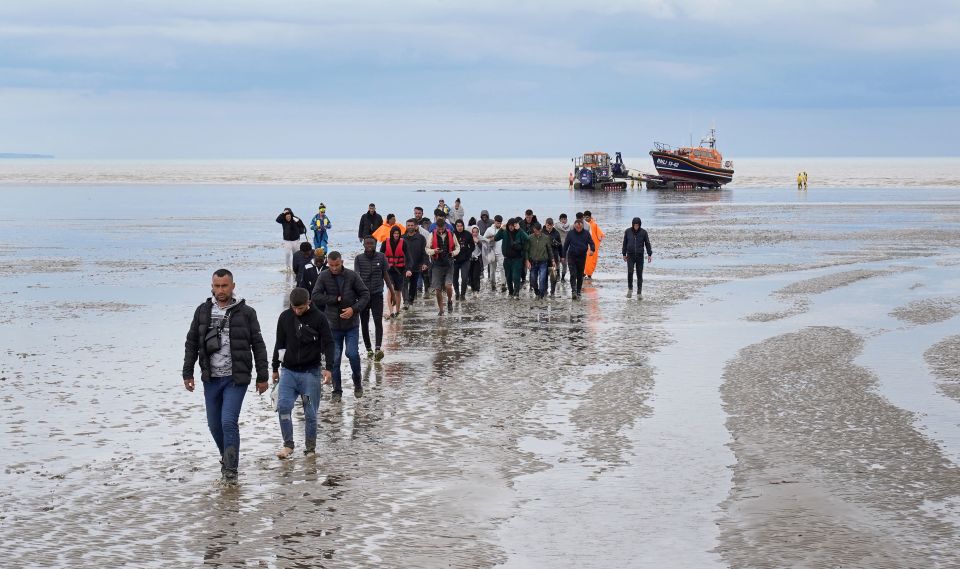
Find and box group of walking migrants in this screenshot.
[184,198,653,484]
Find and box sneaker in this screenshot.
[304,449,316,458]
[276,446,295,460]
[374,349,384,361]
[354,387,364,399]
[366,349,374,359]
[331,391,342,403]
[403,303,410,311]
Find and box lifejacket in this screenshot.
[431,228,456,260]
[385,238,405,269]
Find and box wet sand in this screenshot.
[2,184,960,567]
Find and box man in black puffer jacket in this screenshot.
[183,268,269,485]
[354,237,394,361]
[621,217,653,296]
[311,251,370,402]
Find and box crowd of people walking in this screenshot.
[184,198,653,484]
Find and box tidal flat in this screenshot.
[2,183,960,568]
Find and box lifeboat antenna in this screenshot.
[700,126,717,149]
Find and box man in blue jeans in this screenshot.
[271,287,335,459]
[524,222,554,300]
[183,269,269,485]
[311,251,370,402]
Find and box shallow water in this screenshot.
[3,180,960,567]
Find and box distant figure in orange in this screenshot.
[583,210,604,278]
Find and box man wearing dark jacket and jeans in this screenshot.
[311,251,370,402]
[622,217,653,296]
[183,269,269,485]
[271,287,335,459]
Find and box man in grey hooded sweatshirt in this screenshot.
[476,210,493,236]
[621,217,653,296]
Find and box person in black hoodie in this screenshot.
[271,287,335,459]
[277,208,307,272]
[380,225,406,318]
[401,218,428,308]
[621,217,653,296]
[297,249,327,302]
[562,219,595,300]
[357,203,384,243]
[310,251,370,402]
[292,242,313,278]
[183,268,269,485]
[451,219,475,301]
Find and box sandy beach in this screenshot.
[2,177,960,568]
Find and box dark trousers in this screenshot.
[469,258,483,291]
[360,292,384,350]
[453,260,470,296]
[568,253,586,295]
[405,271,421,303]
[421,263,432,291]
[504,257,523,295]
[627,254,645,292]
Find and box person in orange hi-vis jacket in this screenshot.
[583,210,604,278]
[371,213,399,243]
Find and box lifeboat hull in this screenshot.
[649,151,734,187]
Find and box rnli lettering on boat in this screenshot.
[655,157,680,168]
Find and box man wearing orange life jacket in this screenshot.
[425,212,461,316]
[372,213,399,243]
[380,225,406,318]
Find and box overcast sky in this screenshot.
[0,0,957,158]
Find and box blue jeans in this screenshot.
[530,261,549,297]
[331,327,361,393]
[277,368,321,450]
[203,376,247,475]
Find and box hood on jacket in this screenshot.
[632,217,642,228]
[480,209,489,217]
